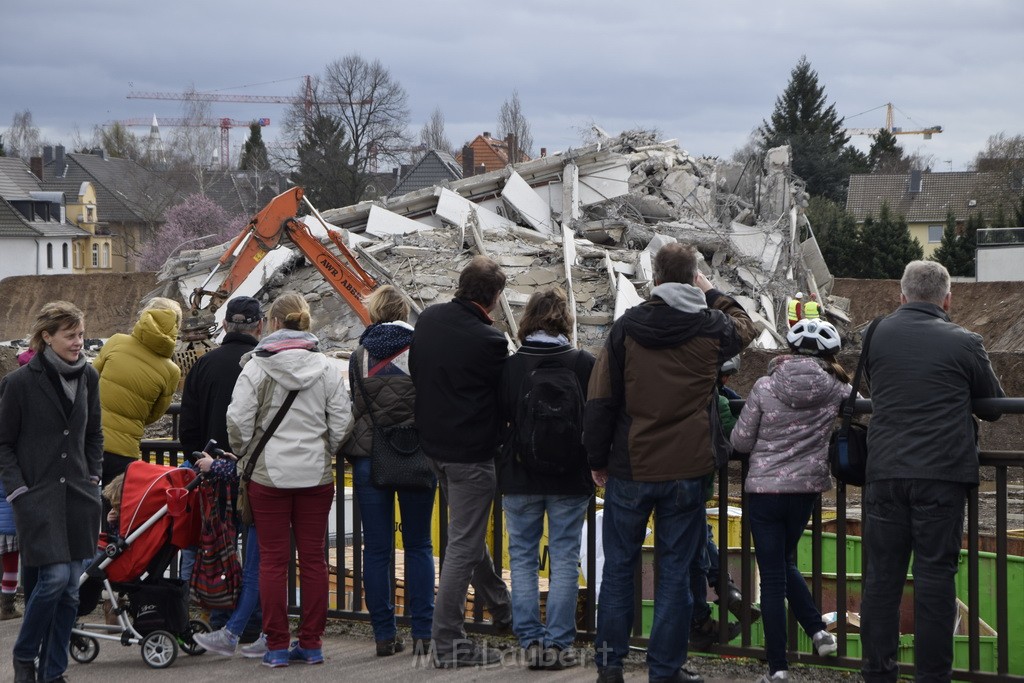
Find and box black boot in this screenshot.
[716,582,761,621]
[13,658,35,683]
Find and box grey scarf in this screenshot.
[43,345,86,403]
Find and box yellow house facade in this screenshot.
[65,181,118,273]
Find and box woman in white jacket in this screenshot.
[227,292,352,668]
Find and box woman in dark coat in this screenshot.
[342,285,435,657]
[0,301,103,683]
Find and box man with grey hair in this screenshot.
[860,260,1004,682]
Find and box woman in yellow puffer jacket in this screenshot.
[95,297,182,487]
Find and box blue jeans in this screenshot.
[861,479,967,683]
[352,456,436,641]
[748,493,824,674]
[14,559,88,680]
[503,494,590,649]
[226,524,261,636]
[595,476,706,680]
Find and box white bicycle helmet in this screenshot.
[787,318,841,355]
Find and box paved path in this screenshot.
[1,616,750,683]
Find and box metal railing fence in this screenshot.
[141,397,1024,680]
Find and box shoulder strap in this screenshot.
[368,346,408,377]
[840,316,882,426]
[241,389,299,482]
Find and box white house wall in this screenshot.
[0,240,41,279]
[35,238,75,275]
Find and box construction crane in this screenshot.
[845,102,943,139]
[127,76,370,121]
[117,116,270,168]
[129,76,316,117]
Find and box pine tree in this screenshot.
[239,122,270,171]
[868,129,910,173]
[806,197,866,277]
[932,210,972,276]
[290,113,356,209]
[0,134,5,157]
[859,203,923,278]
[760,56,850,203]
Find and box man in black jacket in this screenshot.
[861,260,1004,682]
[410,256,512,668]
[180,296,263,457]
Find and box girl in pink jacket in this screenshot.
[729,319,850,681]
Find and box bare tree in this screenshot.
[419,107,453,156]
[971,132,1024,211]
[5,110,43,158]
[164,86,220,195]
[92,122,142,160]
[313,54,411,205]
[497,89,533,162]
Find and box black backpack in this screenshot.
[512,359,586,475]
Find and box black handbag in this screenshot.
[829,317,881,486]
[352,350,435,491]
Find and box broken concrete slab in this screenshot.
[501,171,556,234]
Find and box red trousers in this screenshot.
[249,481,334,651]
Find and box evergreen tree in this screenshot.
[1015,195,1024,229]
[290,113,355,209]
[239,122,270,171]
[859,203,923,278]
[932,210,973,276]
[760,56,850,203]
[0,134,5,156]
[868,129,911,173]
[806,196,865,277]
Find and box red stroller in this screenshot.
[70,460,211,669]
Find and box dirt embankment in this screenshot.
[734,278,1024,453]
[0,273,164,341]
[832,278,1024,352]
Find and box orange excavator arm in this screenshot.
[189,187,376,325]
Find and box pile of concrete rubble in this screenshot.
[157,130,841,356]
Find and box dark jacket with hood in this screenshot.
[584,283,755,482]
[410,298,508,463]
[865,301,1004,485]
[0,352,103,566]
[179,331,259,457]
[498,339,596,496]
[343,321,416,460]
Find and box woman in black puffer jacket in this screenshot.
[343,285,436,657]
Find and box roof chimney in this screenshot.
[909,169,922,194]
[43,145,54,165]
[505,134,517,165]
[462,145,475,178]
[55,145,65,170]
[540,147,547,158]
[482,131,491,139]
[30,157,43,180]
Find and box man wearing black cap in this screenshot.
[179,296,264,459]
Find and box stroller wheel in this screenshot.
[141,630,178,669]
[69,634,100,663]
[180,618,212,656]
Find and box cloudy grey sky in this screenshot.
[3,0,1022,172]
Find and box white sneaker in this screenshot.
[756,671,789,682]
[193,627,238,656]
[812,629,838,656]
[240,633,268,658]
